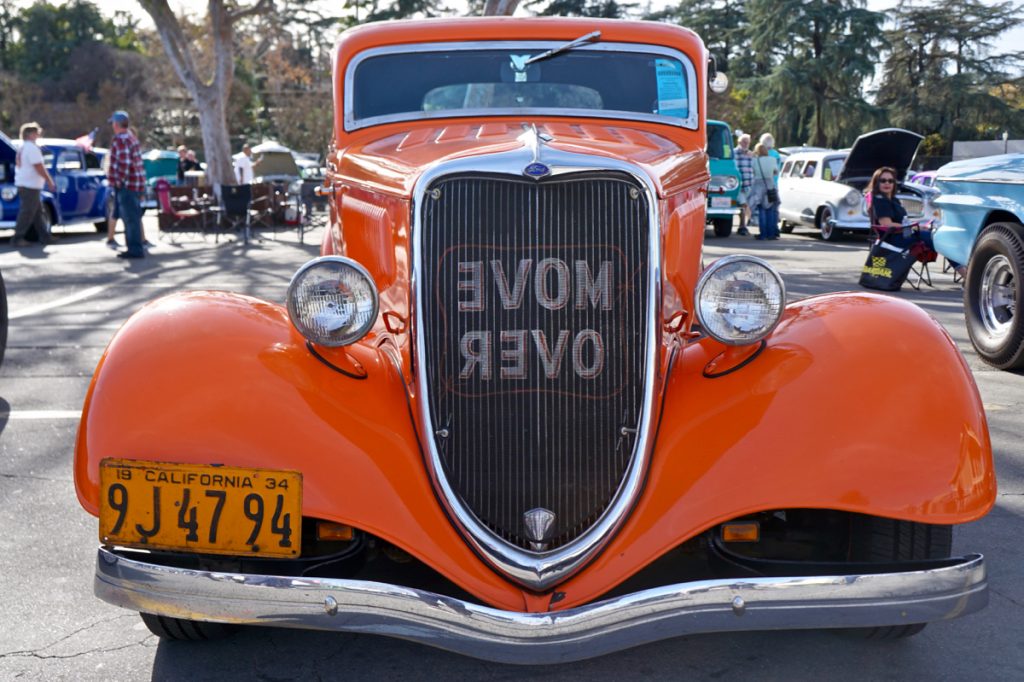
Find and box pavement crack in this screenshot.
[991,587,1024,609]
[0,614,137,660]
[0,473,70,483]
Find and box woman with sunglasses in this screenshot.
[868,166,965,277]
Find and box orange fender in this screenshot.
[73,291,527,611]
[554,292,996,608]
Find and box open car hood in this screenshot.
[1,130,17,163]
[836,128,922,183]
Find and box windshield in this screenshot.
[707,124,732,160]
[347,42,697,131]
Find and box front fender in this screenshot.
[74,291,528,610]
[556,292,995,607]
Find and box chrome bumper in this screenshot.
[96,548,986,664]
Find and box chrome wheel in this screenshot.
[818,207,836,241]
[979,254,1016,339]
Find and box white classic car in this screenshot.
[778,128,941,241]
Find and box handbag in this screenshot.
[859,239,915,291]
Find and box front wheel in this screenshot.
[712,218,733,238]
[964,223,1024,370]
[817,206,839,241]
[140,613,238,641]
[780,220,794,234]
[847,516,952,639]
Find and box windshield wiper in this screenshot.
[524,30,601,67]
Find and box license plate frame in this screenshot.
[99,458,302,558]
[710,196,732,208]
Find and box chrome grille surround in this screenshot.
[412,129,661,590]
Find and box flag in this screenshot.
[75,127,98,151]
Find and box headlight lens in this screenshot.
[695,255,786,345]
[710,175,740,192]
[843,189,862,206]
[286,257,379,347]
[1,186,16,202]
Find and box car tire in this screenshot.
[817,207,839,241]
[846,515,953,639]
[139,613,238,641]
[963,222,1024,370]
[780,221,794,234]
[712,218,733,238]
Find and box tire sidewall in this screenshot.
[818,207,836,241]
[963,223,1024,369]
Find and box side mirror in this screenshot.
[708,56,730,94]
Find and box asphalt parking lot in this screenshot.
[1,219,1022,680]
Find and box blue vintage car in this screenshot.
[933,153,1024,370]
[1,131,113,238]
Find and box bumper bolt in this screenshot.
[731,596,746,616]
[324,596,339,616]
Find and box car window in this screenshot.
[57,150,83,171]
[349,43,698,130]
[824,156,845,182]
[802,160,817,178]
[790,160,805,177]
[85,152,101,170]
[706,125,732,160]
[781,161,792,175]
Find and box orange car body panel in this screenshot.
[74,18,995,613]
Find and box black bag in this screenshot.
[766,187,780,204]
[859,240,915,291]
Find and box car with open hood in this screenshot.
[933,153,1024,370]
[777,128,941,241]
[75,18,994,663]
[2,131,113,237]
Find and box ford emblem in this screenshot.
[523,162,550,179]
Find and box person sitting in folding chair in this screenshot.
[867,166,965,288]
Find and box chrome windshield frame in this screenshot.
[343,40,700,132]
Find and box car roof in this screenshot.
[784,150,845,162]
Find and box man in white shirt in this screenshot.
[233,143,254,185]
[12,121,56,247]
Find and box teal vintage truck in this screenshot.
[706,119,741,237]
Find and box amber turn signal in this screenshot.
[317,521,355,541]
[721,521,760,543]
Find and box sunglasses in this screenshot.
[879,178,895,184]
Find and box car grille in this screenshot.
[900,196,923,216]
[420,172,650,551]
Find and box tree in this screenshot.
[9,0,110,81]
[877,0,1023,154]
[138,0,273,186]
[744,0,883,148]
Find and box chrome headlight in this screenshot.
[1,186,16,202]
[286,257,379,347]
[695,255,786,345]
[842,189,862,206]
[710,175,740,192]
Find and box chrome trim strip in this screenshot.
[411,128,662,590]
[95,548,988,665]
[344,41,700,132]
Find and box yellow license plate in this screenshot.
[99,459,302,558]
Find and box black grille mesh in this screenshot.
[421,172,649,551]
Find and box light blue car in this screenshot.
[933,153,1024,370]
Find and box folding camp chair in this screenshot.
[220,184,255,245]
[155,179,202,240]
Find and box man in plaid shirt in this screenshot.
[734,133,754,235]
[107,110,147,259]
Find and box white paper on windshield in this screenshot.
[655,59,688,118]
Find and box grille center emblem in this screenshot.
[523,162,550,178]
[524,508,556,550]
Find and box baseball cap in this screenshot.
[108,110,130,124]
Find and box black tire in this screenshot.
[817,206,840,241]
[139,613,238,641]
[712,218,733,238]
[780,221,794,234]
[95,221,107,233]
[25,204,54,243]
[847,516,953,639]
[0,269,7,369]
[963,222,1024,370]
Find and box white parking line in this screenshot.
[1,410,82,420]
[8,284,112,320]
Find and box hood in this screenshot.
[836,128,922,183]
[337,121,704,198]
[1,130,17,163]
[935,153,1024,185]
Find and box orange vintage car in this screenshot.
[75,18,995,662]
